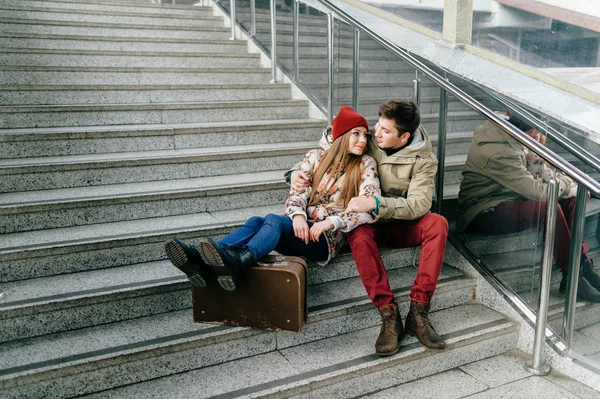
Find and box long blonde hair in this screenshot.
[308,132,364,208]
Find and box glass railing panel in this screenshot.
[454,111,549,309]
[357,0,444,33]
[331,19,355,113]
[231,0,251,35]
[547,181,600,368]
[415,64,600,181]
[273,0,295,73]
[354,37,419,127]
[293,6,330,109]
[471,3,600,97]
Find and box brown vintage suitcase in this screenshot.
[192,255,308,332]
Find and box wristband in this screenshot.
[373,196,381,215]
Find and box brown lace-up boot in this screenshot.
[405,301,447,350]
[375,303,403,356]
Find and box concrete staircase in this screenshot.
[3,0,587,396]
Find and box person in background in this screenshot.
[456,114,600,302]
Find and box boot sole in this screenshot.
[375,344,399,356]
[165,240,207,288]
[197,239,237,292]
[405,327,447,350]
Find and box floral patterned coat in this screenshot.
[285,129,381,265]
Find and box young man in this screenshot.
[456,115,600,301]
[290,99,448,355]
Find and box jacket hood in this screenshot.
[473,116,524,152]
[319,126,334,151]
[371,122,432,158]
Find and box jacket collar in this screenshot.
[369,125,432,163]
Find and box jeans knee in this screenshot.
[246,216,265,230]
[264,213,288,231]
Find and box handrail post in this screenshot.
[270,0,277,83]
[352,28,360,110]
[413,71,421,107]
[525,178,558,376]
[229,0,236,40]
[250,0,256,37]
[327,13,334,123]
[293,0,300,79]
[434,86,447,214]
[562,185,589,347]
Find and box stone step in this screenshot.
[0,83,290,106]
[0,65,273,85]
[0,247,471,343]
[0,287,483,398]
[0,135,469,192]
[0,153,469,233]
[300,69,419,85]
[0,48,262,69]
[0,0,214,16]
[0,170,290,233]
[0,119,327,159]
[272,41,396,58]
[309,82,437,100]
[462,198,600,256]
[420,112,484,135]
[0,18,232,40]
[255,26,355,38]
[0,6,224,27]
[279,54,414,70]
[340,95,471,115]
[0,204,281,282]
[0,99,309,129]
[4,303,516,399]
[0,33,249,53]
[0,141,312,191]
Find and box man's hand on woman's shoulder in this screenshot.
[291,171,311,192]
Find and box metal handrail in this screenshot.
[431,67,600,173]
[312,0,600,196]
[405,52,600,173]
[487,94,600,172]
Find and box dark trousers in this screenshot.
[468,197,588,271]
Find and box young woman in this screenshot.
[165,106,380,291]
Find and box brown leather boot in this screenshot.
[405,301,447,350]
[375,304,403,356]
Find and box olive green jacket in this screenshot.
[366,126,438,220]
[287,126,438,221]
[456,121,573,232]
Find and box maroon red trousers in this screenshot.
[347,213,449,307]
[467,197,588,272]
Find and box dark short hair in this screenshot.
[508,113,534,132]
[378,99,421,136]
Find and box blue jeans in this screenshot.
[219,214,329,262]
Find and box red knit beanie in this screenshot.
[331,106,369,142]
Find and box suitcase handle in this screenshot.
[258,255,288,267]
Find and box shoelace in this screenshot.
[381,315,395,333]
[414,309,435,330]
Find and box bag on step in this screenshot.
[192,255,308,333]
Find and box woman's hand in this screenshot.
[293,215,310,244]
[309,219,334,242]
